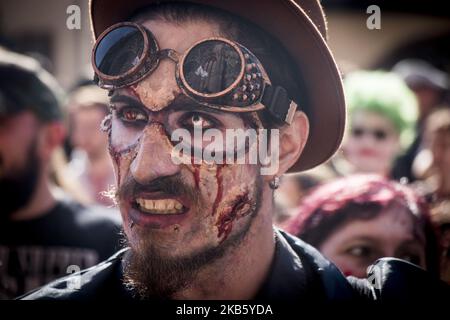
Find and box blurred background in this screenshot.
[1,0,449,89]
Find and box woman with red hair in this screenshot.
[284,174,440,279]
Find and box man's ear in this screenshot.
[38,122,66,161]
[263,111,309,182]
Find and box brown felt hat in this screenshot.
[89,0,346,172]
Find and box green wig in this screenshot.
[344,70,418,148]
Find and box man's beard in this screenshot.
[118,172,263,299]
[0,140,40,219]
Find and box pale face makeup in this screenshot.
[107,19,265,260]
[343,110,400,175]
[319,206,426,278]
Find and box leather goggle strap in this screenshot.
[261,85,299,125]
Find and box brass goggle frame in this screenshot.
[92,22,298,124]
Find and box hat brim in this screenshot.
[89,0,345,172]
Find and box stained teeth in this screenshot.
[136,198,184,214]
[145,199,154,210]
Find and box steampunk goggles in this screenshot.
[92,22,298,124]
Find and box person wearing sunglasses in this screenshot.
[340,71,418,177]
[20,1,450,304]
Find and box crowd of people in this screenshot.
[0,48,121,299]
[0,0,449,304]
[275,65,450,284]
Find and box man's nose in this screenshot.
[130,123,180,184]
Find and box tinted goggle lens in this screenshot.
[182,40,242,95]
[95,25,144,77]
[94,22,297,125]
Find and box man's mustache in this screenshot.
[116,174,201,205]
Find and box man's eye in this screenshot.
[182,113,214,130]
[117,108,147,123]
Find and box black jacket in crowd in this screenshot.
[18,229,450,304]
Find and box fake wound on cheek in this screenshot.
[216,192,253,243]
[189,163,254,243]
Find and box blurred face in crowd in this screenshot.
[430,130,450,174]
[0,111,41,217]
[344,110,399,175]
[410,85,442,120]
[71,105,109,159]
[319,205,426,278]
[109,19,266,297]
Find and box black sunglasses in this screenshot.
[351,127,389,141]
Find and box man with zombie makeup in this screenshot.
[21,0,450,303]
[0,48,121,299]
